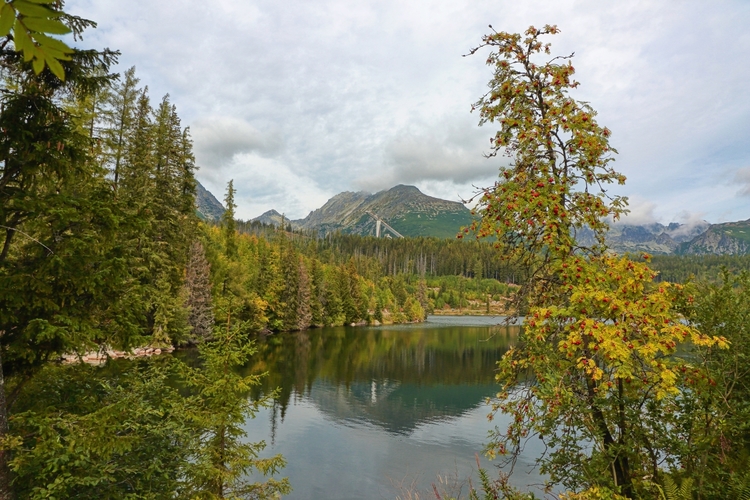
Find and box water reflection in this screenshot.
[243,316,545,499]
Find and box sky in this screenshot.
[66,0,750,225]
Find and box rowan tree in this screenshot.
[469,26,727,498]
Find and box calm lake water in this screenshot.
[242,316,549,499]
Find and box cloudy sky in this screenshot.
[67,0,750,224]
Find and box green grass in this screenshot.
[722,225,750,243]
[390,211,475,239]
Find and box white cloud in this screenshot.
[215,154,331,221]
[735,167,750,197]
[356,117,501,191]
[66,0,750,223]
[192,116,283,168]
[617,195,658,226]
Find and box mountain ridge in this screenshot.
[197,181,749,254]
[677,218,750,255]
[292,184,475,239]
[195,181,225,221]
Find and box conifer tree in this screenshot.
[0,12,123,495]
[102,66,139,189]
[222,180,238,259]
[180,322,290,499]
[321,267,344,326]
[296,257,313,331]
[114,87,160,343]
[279,247,300,331]
[308,259,325,327]
[152,94,196,284]
[184,240,215,344]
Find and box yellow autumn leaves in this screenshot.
[514,254,728,403]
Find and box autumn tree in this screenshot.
[469,26,727,498]
[184,240,215,344]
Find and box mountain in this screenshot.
[575,220,711,255]
[295,184,474,239]
[678,219,750,255]
[225,180,750,254]
[600,219,750,256]
[578,219,750,256]
[251,209,289,228]
[195,181,225,221]
[606,221,711,255]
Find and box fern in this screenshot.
[662,475,679,500]
[678,478,693,500]
[730,472,750,500]
[659,475,691,500]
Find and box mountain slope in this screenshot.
[195,181,225,221]
[606,221,710,254]
[296,185,474,239]
[251,209,290,227]
[678,219,750,255]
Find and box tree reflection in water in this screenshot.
[238,317,549,500]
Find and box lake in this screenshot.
[242,315,549,499]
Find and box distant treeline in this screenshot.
[234,220,750,286]
[646,254,750,283]
[233,219,528,283]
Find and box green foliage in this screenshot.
[665,270,750,499]
[200,224,432,332]
[0,17,130,376]
[1,0,73,79]
[178,323,290,499]
[0,12,207,496]
[8,360,193,499]
[469,25,730,499]
[648,253,750,283]
[8,335,290,499]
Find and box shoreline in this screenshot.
[61,346,176,365]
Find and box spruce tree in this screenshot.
[0,13,123,494]
[279,247,300,331]
[102,66,139,190]
[184,240,215,344]
[221,180,238,258]
[296,257,313,330]
[179,322,290,498]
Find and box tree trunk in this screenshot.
[0,349,15,500]
[588,377,633,498]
